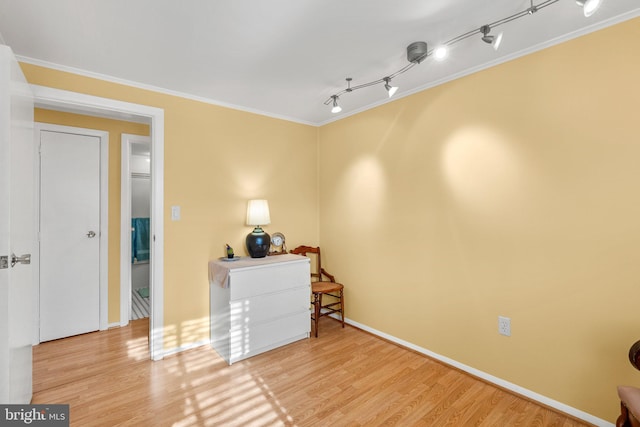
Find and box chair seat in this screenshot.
[312,281,343,294]
[619,386,640,421]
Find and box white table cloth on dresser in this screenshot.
[208,254,311,364]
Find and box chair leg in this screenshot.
[313,292,321,338]
[618,401,630,427]
[339,288,345,328]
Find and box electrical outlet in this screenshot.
[498,316,511,337]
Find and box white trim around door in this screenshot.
[31,84,165,361]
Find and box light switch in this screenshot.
[171,206,181,221]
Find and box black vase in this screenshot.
[246,227,270,258]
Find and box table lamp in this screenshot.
[245,199,271,258]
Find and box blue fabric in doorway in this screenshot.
[132,217,150,262]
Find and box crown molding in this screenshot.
[318,7,640,126]
[17,55,318,127]
[15,6,640,128]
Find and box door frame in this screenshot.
[34,123,109,342]
[31,84,165,361]
[120,133,151,326]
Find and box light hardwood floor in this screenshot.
[33,318,594,426]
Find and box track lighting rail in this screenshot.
[323,61,417,105]
[325,0,600,113]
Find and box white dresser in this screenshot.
[209,254,311,364]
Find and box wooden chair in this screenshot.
[290,245,344,337]
[617,341,640,427]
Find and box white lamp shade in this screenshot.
[246,199,271,226]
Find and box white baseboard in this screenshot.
[340,316,613,427]
[162,339,211,358]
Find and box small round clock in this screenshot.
[269,232,287,255]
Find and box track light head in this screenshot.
[480,25,491,42]
[331,96,342,113]
[383,77,398,98]
[480,25,503,50]
[576,0,602,17]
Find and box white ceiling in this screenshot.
[0,0,638,126]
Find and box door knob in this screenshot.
[87,231,96,238]
[11,253,31,267]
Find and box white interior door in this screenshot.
[39,130,101,342]
[0,45,35,404]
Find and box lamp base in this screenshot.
[246,227,270,258]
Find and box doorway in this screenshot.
[31,85,166,361]
[121,134,152,324]
[36,124,109,342]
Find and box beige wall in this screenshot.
[34,109,149,324]
[23,65,320,349]
[318,18,640,421]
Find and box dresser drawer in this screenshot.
[229,261,310,300]
[230,285,310,329]
[229,310,310,363]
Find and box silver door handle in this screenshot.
[11,253,31,267]
[87,231,96,238]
